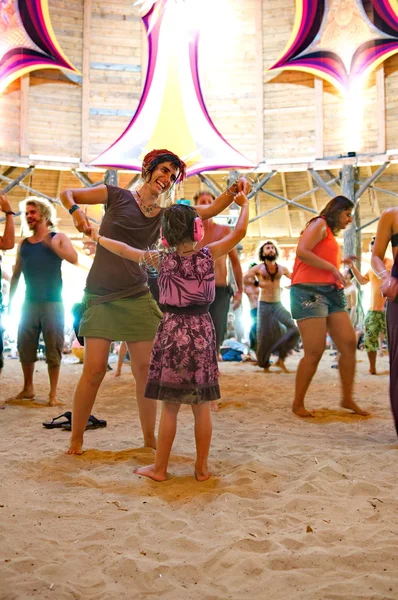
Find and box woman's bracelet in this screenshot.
[68,204,80,216]
[5,211,15,216]
[377,269,388,277]
[97,235,102,245]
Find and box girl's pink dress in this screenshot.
[145,247,220,404]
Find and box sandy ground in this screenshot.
[1,350,398,600]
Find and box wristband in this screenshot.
[5,211,15,216]
[69,204,80,216]
[97,235,102,245]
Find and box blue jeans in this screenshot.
[290,284,346,321]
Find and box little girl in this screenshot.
[89,193,249,481]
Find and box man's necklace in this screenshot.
[265,261,278,282]
[135,189,160,215]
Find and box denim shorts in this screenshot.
[290,284,347,321]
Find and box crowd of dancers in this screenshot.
[1,148,397,481]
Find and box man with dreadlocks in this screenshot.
[244,240,299,372]
[60,149,250,454]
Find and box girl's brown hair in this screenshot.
[161,204,198,248]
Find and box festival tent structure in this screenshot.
[1,0,398,261]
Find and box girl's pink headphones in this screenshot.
[160,216,204,248]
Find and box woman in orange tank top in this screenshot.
[290,196,369,418]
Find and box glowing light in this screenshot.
[91,0,252,175]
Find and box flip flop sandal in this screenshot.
[43,411,72,429]
[62,415,107,431]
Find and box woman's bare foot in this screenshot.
[113,371,121,378]
[48,395,63,407]
[210,401,219,412]
[292,405,314,417]
[369,368,376,375]
[341,399,370,416]
[65,441,83,455]
[14,388,35,400]
[195,467,211,482]
[134,465,167,482]
[143,434,157,450]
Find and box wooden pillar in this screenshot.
[104,170,118,186]
[341,164,362,277]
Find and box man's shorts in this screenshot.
[290,284,347,321]
[364,310,387,352]
[18,301,64,366]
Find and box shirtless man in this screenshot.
[243,262,260,351]
[346,238,392,374]
[244,240,299,372]
[193,191,243,354]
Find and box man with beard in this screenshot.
[244,240,299,372]
[9,198,78,405]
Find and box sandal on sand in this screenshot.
[62,415,107,431]
[43,411,72,429]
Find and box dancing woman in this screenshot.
[60,149,250,454]
[290,196,369,417]
[371,207,398,434]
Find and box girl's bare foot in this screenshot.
[195,467,211,482]
[292,405,314,417]
[14,388,35,400]
[210,401,219,412]
[48,395,63,407]
[134,465,167,482]
[369,368,376,375]
[113,371,121,378]
[65,441,83,455]
[341,400,370,416]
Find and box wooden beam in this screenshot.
[255,0,264,164]
[81,0,92,163]
[314,77,324,159]
[308,169,336,197]
[248,171,277,199]
[306,170,318,212]
[355,162,390,201]
[0,166,34,194]
[281,172,293,237]
[366,166,380,217]
[376,66,386,154]
[72,169,94,187]
[197,173,223,196]
[19,74,30,157]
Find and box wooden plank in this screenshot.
[255,0,264,164]
[314,77,324,159]
[306,170,318,212]
[81,0,92,163]
[19,74,30,157]
[376,66,386,154]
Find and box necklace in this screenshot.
[264,261,278,282]
[135,189,160,215]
